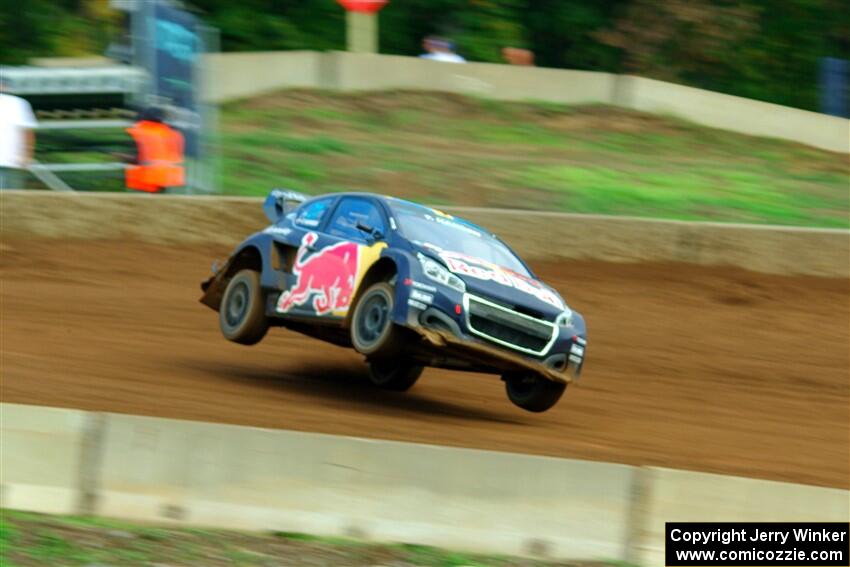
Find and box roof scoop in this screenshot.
[263,189,307,223]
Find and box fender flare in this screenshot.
[199,232,280,311]
[378,248,419,325]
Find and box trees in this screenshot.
[192,0,345,52]
[0,0,116,64]
[593,0,849,110]
[594,0,759,80]
[1,0,846,112]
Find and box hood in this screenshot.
[420,246,566,320]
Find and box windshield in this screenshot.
[389,200,531,277]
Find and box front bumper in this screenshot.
[412,323,582,385]
[398,284,586,384]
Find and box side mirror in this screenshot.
[356,221,384,243]
[263,189,307,223]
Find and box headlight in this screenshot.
[556,307,574,326]
[417,253,466,293]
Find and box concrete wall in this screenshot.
[2,403,848,564]
[617,75,850,153]
[204,51,323,103]
[96,412,634,560]
[202,51,615,106]
[202,51,850,153]
[0,404,91,515]
[328,52,616,105]
[2,191,848,278]
[629,467,850,566]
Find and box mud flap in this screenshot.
[199,259,234,311]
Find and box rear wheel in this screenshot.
[368,358,424,391]
[219,269,269,345]
[350,282,403,357]
[503,372,566,412]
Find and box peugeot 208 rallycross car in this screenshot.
[201,190,587,412]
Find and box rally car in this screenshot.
[200,190,587,412]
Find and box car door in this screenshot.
[275,196,388,322]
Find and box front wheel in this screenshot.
[350,282,403,357]
[368,358,424,391]
[503,373,566,413]
[219,269,269,345]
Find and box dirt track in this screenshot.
[1,238,848,488]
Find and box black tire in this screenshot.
[368,358,424,391]
[350,282,402,357]
[503,373,567,413]
[219,269,269,345]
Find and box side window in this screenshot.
[294,198,333,228]
[327,198,387,241]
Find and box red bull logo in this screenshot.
[439,250,564,310]
[277,232,360,315]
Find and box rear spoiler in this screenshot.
[263,189,307,223]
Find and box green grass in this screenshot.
[1,509,621,567]
[215,90,849,228]
[515,164,849,227]
[33,89,848,227]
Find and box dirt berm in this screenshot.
[1,191,848,488]
[2,191,848,276]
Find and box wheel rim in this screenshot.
[225,281,250,328]
[356,292,390,347]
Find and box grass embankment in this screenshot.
[218,90,848,228]
[36,90,848,227]
[0,510,613,567]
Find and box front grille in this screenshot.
[466,295,556,356]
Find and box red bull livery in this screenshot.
[277,232,361,315]
[200,190,587,412]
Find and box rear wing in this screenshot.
[263,189,307,223]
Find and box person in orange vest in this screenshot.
[124,107,185,193]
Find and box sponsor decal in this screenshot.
[276,233,368,316]
[263,226,292,237]
[422,213,481,237]
[570,343,585,357]
[569,354,583,365]
[438,251,564,310]
[408,299,428,310]
[410,290,434,304]
[411,281,437,293]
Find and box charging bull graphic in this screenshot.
[277,232,360,315]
